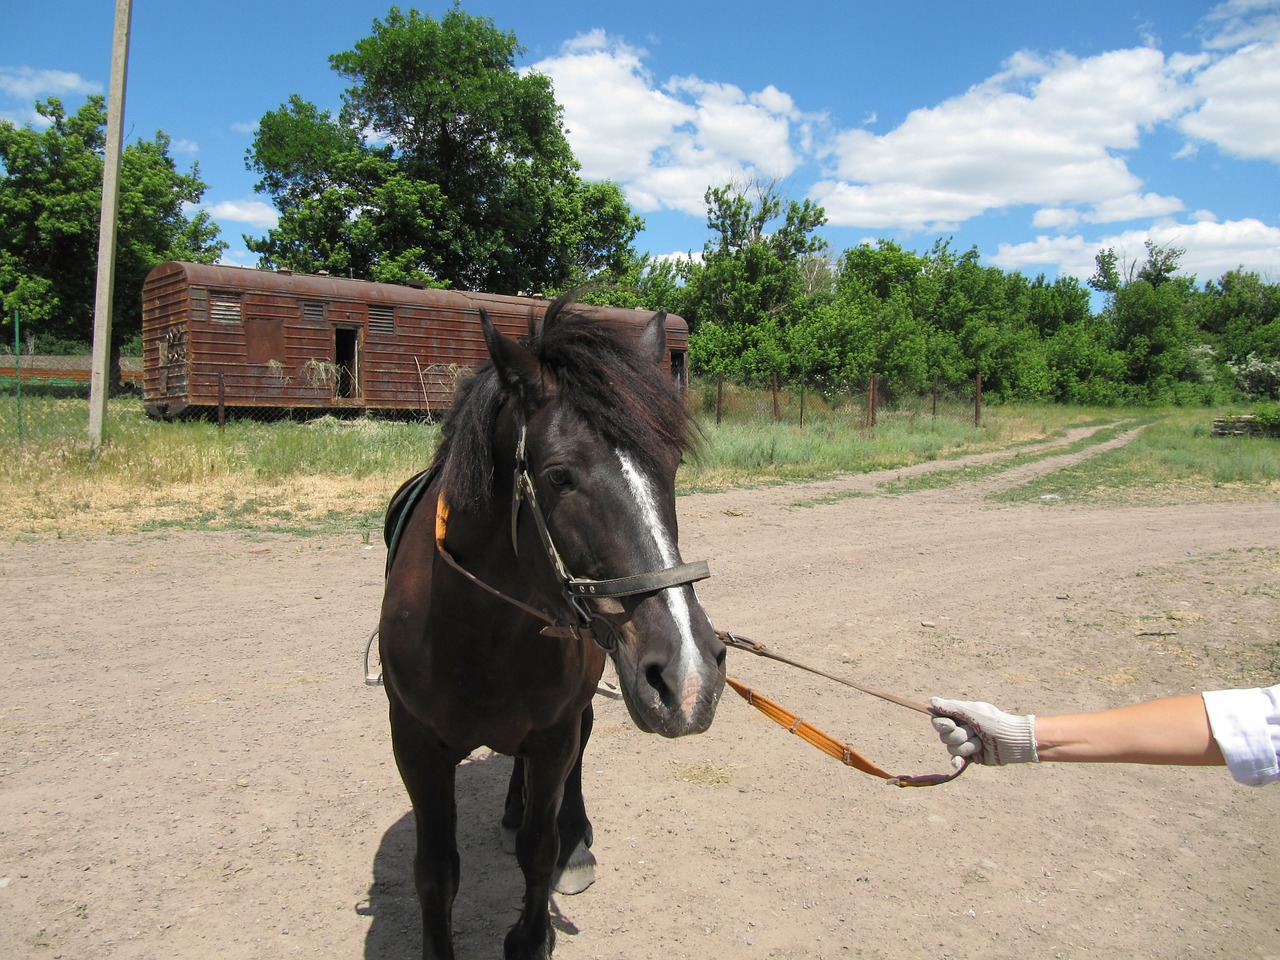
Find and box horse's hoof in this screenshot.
[553,839,597,895]
[501,826,518,855]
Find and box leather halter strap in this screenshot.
[508,420,711,608]
[425,419,711,650]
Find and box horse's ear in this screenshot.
[639,311,668,366]
[481,307,544,404]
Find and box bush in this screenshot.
[1252,401,1280,437]
[1228,353,1280,399]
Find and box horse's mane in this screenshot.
[433,295,695,511]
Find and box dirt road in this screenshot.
[3,424,1278,959]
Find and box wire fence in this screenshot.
[1,352,986,451]
[692,372,986,431]
[0,355,141,447]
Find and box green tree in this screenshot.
[1197,269,1280,364]
[683,179,826,379]
[0,96,224,356]
[247,5,641,294]
[1101,242,1201,400]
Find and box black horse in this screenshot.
[378,296,726,959]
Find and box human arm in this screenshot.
[1033,695,1224,765]
[930,694,1225,767]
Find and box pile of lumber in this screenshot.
[1212,414,1263,437]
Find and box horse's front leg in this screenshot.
[552,703,596,895]
[501,708,597,894]
[389,694,464,960]
[503,724,581,960]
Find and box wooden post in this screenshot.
[932,373,939,418]
[771,371,781,422]
[866,374,877,430]
[12,309,21,445]
[218,373,226,431]
[87,0,133,450]
[716,372,723,426]
[974,373,982,427]
[799,346,807,431]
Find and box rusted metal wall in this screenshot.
[141,262,688,420]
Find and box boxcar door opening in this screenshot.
[334,325,361,400]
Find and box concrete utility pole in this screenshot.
[88,0,133,451]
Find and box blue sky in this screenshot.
[3,0,1279,288]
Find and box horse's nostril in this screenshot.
[715,646,727,670]
[644,663,676,709]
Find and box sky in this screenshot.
[3,0,1279,289]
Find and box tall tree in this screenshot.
[247,5,641,294]
[683,179,826,378]
[0,96,224,354]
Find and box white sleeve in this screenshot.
[1202,685,1280,786]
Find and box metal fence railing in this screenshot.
[2,354,987,452]
[694,373,986,430]
[1,355,148,447]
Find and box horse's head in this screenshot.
[475,298,726,737]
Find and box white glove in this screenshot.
[930,698,1039,766]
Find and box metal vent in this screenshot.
[368,304,395,335]
[210,293,242,323]
[302,300,326,321]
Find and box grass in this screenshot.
[1,388,1277,537]
[993,407,1280,505]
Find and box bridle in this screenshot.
[433,416,711,653]
[382,414,965,789]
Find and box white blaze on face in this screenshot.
[616,451,704,713]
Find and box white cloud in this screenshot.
[819,47,1199,232]
[1084,192,1184,223]
[1179,38,1280,162]
[991,217,1280,282]
[171,138,199,154]
[1033,207,1082,229]
[528,32,817,216]
[809,179,991,232]
[1199,0,1280,50]
[0,66,101,101]
[205,198,279,229]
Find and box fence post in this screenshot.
[771,371,781,422]
[218,373,226,431]
[974,373,982,427]
[716,372,723,426]
[932,373,939,418]
[865,373,877,430]
[12,308,21,445]
[799,346,807,431]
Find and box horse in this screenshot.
[378,294,727,960]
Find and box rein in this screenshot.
[380,425,963,788]
[717,630,969,788]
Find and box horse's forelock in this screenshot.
[434,302,693,510]
[534,312,693,472]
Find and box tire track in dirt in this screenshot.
[690,420,1140,514]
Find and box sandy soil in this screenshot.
[3,424,1279,960]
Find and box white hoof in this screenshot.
[553,839,597,895]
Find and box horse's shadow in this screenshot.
[361,751,583,960]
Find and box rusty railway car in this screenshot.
[141,261,689,420]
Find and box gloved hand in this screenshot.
[929,698,1039,766]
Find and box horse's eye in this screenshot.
[544,465,573,490]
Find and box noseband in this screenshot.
[433,419,710,652]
